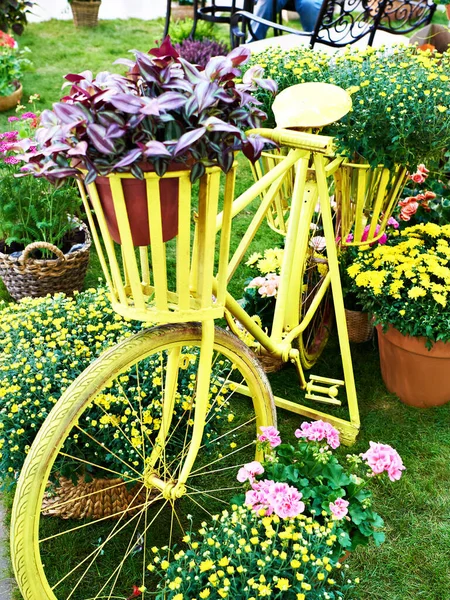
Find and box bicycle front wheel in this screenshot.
[12,323,276,600]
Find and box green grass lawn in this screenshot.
[1,15,450,600]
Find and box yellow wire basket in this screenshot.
[77,164,236,323]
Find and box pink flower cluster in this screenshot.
[295,420,340,449]
[258,425,281,448]
[361,441,405,482]
[399,190,436,221]
[343,217,398,246]
[329,497,349,520]
[245,479,305,518]
[237,460,264,484]
[246,274,280,298]
[409,163,429,184]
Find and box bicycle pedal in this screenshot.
[305,374,344,406]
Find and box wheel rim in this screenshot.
[12,326,275,600]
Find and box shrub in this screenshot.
[347,222,450,344]
[175,37,229,68]
[24,38,276,184]
[243,45,450,170]
[0,106,81,250]
[0,29,30,95]
[238,422,405,554]
[167,17,220,45]
[149,504,357,599]
[0,288,141,481]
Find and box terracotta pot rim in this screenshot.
[376,324,450,358]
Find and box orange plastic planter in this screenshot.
[376,324,450,407]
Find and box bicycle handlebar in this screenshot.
[248,128,334,155]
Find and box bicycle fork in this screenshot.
[143,320,215,500]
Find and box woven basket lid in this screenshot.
[272,82,352,129]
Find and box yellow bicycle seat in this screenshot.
[272,82,352,129]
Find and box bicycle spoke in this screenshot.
[74,426,143,477]
[52,484,148,593]
[58,452,138,481]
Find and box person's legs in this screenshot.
[294,0,323,31]
[251,0,289,40]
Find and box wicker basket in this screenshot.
[0,219,91,301]
[71,0,101,27]
[42,476,148,520]
[345,309,373,343]
[256,350,284,373]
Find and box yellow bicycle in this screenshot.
[11,84,408,600]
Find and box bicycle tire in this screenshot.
[11,323,276,600]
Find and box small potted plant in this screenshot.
[347,221,450,407]
[24,38,276,246]
[0,30,30,111]
[69,0,102,28]
[0,103,90,300]
[0,0,33,36]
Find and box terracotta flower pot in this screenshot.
[376,324,450,407]
[0,82,22,112]
[93,162,187,247]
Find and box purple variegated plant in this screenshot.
[23,37,277,184]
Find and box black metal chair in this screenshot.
[231,0,436,49]
[164,0,255,43]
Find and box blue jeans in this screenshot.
[251,0,323,39]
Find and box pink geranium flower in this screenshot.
[329,497,349,520]
[258,426,281,448]
[361,442,405,481]
[237,460,264,484]
[294,420,340,449]
[245,479,305,518]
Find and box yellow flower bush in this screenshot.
[347,223,450,345]
[244,45,450,169]
[149,505,357,599]
[0,287,234,481]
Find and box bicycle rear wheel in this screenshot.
[298,251,333,369]
[12,323,275,600]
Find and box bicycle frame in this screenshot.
[214,136,360,444]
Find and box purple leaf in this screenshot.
[108,93,143,114]
[178,57,205,84]
[143,140,172,157]
[227,46,251,66]
[157,92,187,111]
[40,109,60,127]
[52,102,87,126]
[113,57,136,68]
[203,116,241,136]
[174,127,206,156]
[194,80,219,112]
[140,98,160,116]
[113,148,143,168]
[67,141,88,156]
[149,36,179,60]
[87,124,116,154]
[106,124,125,139]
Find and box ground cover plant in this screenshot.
[0,15,449,600]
